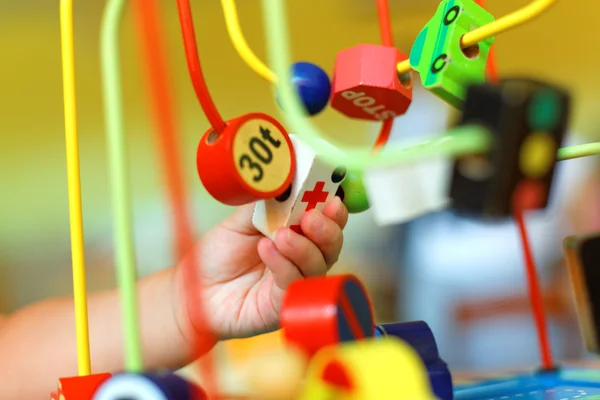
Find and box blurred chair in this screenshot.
[452,259,583,362]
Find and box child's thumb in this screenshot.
[221,203,260,235]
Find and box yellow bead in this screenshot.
[519,133,556,178]
[298,338,437,400]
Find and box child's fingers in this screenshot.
[274,228,329,277]
[257,237,303,289]
[323,196,349,229]
[300,209,343,267]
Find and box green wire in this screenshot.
[100,0,143,372]
[558,142,600,161]
[261,0,492,171]
[261,0,600,170]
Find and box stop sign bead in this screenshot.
[196,113,296,206]
[331,44,413,121]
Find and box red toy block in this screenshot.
[330,44,413,121]
[280,274,375,357]
[50,372,111,400]
[196,112,296,206]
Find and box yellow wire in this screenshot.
[221,0,276,83]
[224,0,557,87]
[397,0,558,74]
[60,0,92,376]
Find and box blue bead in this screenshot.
[146,373,207,399]
[427,361,453,400]
[379,321,453,399]
[377,321,440,364]
[93,372,207,400]
[286,62,331,116]
[374,325,386,337]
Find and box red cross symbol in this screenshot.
[290,181,329,234]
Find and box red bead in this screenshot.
[196,113,296,206]
[281,274,375,357]
[512,179,546,211]
[331,44,413,121]
[50,373,111,400]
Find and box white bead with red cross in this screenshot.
[252,135,347,240]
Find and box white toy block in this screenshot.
[364,157,450,226]
[252,135,346,240]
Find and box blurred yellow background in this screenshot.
[0,0,598,375]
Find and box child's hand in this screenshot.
[174,197,348,342]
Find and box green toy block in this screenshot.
[409,0,495,107]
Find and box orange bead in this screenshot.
[331,44,413,121]
[196,113,296,205]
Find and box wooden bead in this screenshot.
[297,338,437,400]
[410,0,494,107]
[449,79,570,217]
[245,346,308,400]
[196,113,295,206]
[281,274,375,357]
[51,373,111,400]
[331,44,413,121]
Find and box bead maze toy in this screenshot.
[44,0,600,398]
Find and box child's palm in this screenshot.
[195,199,347,340]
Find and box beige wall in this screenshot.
[0,0,597,309]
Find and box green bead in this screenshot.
[409,0,495,107]
[340,173,370,213]
[528,88,562,131]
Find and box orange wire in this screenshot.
[176,0,227,133]
[372,0,396,151]
[475,0,499,82]
[134,0,218,396]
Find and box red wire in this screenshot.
[373,0,395,150]
[485,48,499,83]
[134,0,218,396]
[514,208,554,369]
[176,0,227,133]
[372,120,393,151]
[376,0,394,47]
[476,0,551,369]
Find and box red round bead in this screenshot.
[281,274,375,357]
[196,113,295,206]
